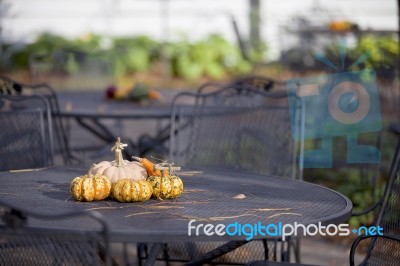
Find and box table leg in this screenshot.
[184,240,250,266]
[76,117,115,143]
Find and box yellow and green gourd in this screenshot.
[134,157,184,200]
[112,179,153,202]
[70,173,111,202]
[167,174,184,199]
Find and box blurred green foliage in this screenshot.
[1,33,257,80]
[325,35,399,72]
[167,35,252,80]
[282,34,399,74]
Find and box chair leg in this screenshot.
[273,239,277,261]
[294,237,301,263]
[280,239,288,262]
[286,238,291,262]
[137,243,148,266]
[122,243,129,266]
[162,243,170,266]
[262,239,270,260]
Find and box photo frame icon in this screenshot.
[287,69,382,168]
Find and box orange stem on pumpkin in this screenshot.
[133,157,170,177]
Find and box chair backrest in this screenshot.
[364,129,400,264]
[0,95,54,170]
[0,199,110,266]
[169,84,304,179]
[197,75,285,94]
[230,75,286,92]
[0,75,74,165]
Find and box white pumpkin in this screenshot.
[89,160,147,184]
[88,137,147,184]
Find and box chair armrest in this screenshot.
[389,123,400,135]
[349,233,400,266]
[351,200,383,217]
[245,261,318,266]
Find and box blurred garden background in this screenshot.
[0,0,399,240]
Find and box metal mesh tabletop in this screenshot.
[0,167,352,243]
[55,90,178,119]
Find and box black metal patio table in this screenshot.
[0,166,352,265]
[56,90,177,119]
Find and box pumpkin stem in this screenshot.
[168,163,181,175]
[132,156,141,162]
[112,137,128,167]
[154,163,181,177]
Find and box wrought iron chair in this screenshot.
[137,84,304,265]
[0,94,54,171]
[349,123,400,266]
[0,75,76,165]
[170,83,303,179]
[0,199,111,266]
[196,75,285,94]
[29,50,114,164]
[137,75,285,160]
[245,124,400,265]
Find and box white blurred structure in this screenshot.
[0,0,398,60]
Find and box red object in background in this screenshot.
[106,85,117,99]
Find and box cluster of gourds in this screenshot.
[70,138,183,203]
[134,157,184,200]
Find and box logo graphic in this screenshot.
[286,41,382,168]
[188,220,384,241]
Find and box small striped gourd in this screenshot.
[112,179,153,202]
[70,173,111,202]
[167,175,184,199]
[146,162,183,200]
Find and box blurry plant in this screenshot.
[284,34,399,75]
[324,35,399,72]
[7,33,105,72]
[2,32,255,81]
[168,34,253,81]
[248,41,268,63]
[125,47,150,72]
[112,36,159,76]
[64,53,80,74]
